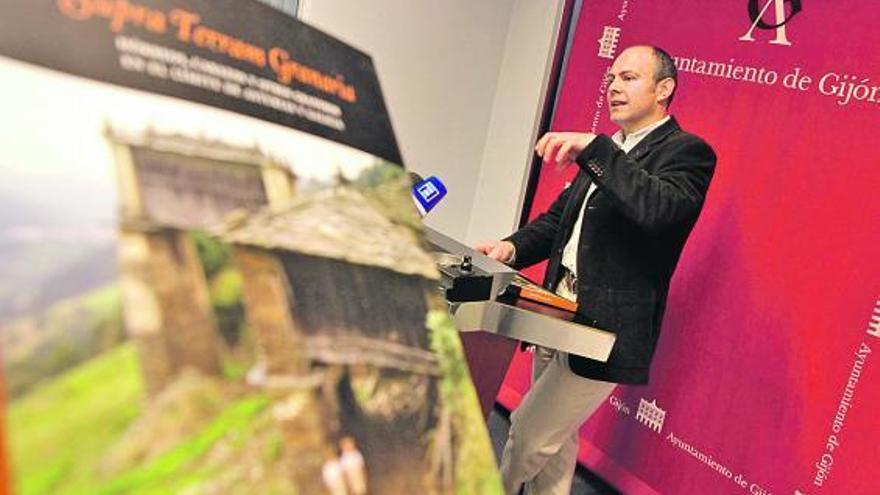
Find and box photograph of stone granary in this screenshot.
[0,53,499,494]
[219,179,485,493]
[111,128,297,395]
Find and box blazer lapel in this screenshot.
[627,116,681,161]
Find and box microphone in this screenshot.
[411,175,447,217]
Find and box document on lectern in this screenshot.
[505,275,579,314]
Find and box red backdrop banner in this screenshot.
[499,1,880,493]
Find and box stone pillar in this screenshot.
[118,228,221,394]
[118,230,173,395]
[261,162,296,211]
[234,246,328,490]
[272,390,331,495]
[147,229,221,376]
[233,247,308,376]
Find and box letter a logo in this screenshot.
[739,0,803,46]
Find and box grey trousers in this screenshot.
[499,346,616,495]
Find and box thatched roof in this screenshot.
[217,187,438,279]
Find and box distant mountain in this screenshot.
[0,241,117,321]
[34,243,118,311]
[2,283,124,398]
[0,168,118,321]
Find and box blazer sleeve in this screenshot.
[502,177,577,269]
[575,134,716,233]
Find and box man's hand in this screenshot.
[473,240,516,263]
[535,132,597,170]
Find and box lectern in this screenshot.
[424,226,617,416]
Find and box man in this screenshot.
[475,45,716,494]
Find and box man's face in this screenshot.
[606,47,667,133]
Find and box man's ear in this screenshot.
[656,77,675,105]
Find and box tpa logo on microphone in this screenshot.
[417,181,442,203]
[412,176,447,217]
[739,0,803,47]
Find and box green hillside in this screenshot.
[7,344,283,495]
[9,344,143,495]
[3,284,125,399]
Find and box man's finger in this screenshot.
[557,141,574,163]
[540,133,557,158]
[535,133,551,157]
[546,136,564,164]
[473,242,491,254]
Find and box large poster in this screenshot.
[502,1,879,493]
[0,2,500,494]
[0,0,401,164]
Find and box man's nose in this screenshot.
[608,78,622,94]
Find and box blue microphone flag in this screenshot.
[412,176,447,216]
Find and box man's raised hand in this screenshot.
[535,132,597,170]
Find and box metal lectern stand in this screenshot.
[424,226,616,417]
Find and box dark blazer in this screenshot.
[506,117,716,384]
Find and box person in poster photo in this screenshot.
[476,45,717,494]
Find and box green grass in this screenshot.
[427,310,503,495]
[8,343,144,495]
[8,342,271,495]
[96,395,269,495]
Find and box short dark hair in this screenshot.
[650,46,677,108]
